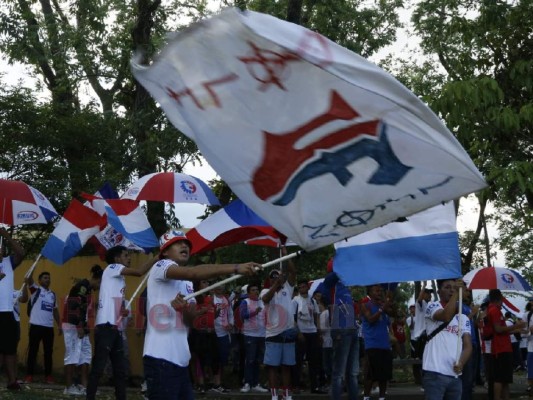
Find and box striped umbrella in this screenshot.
[0,179,58,225]
[463,267,531,291]
[122,172,220,206]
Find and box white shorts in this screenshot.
[63,323,92,365]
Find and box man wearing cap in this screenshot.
[143,230,259,400]
[86,246,159,400]
[260,246,297,400]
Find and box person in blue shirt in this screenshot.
[360,284,395,400]
[316,258,359,400]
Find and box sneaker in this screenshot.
[64,385,81,395]
[23,375,33,384]
[252,384,268,393]
[7,382,22,391]
[240,383,251,393]
[77,385,87,395]
[45,375,55,384]
[141,381,147,393]
[210,385,228,394]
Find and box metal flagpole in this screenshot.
[184,251,302,301]
[125,273,149,310]
[456,287,463,364]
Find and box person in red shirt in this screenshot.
[391,313,407,359]
[486,289,525,400]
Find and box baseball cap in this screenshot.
[159,230,192,254]
[423,288,434,293]
[269,269,281,279]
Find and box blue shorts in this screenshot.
[528,352,533,379]
[217,335,231,365]
[264,341,296,366]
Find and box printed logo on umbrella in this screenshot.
[127,187,140,196]
[501,273,515,284]
[30,187,46,202]
[180,180,197,195]
[17,211,39,221]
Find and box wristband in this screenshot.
[234,264,239,274]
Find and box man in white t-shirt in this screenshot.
[24,270,61,384]
[422,278,472,399]
[0,228,25,391]
[291,279,324,394]
[143,230,259,400]
[412,285,434,385]
[86,246,158,400]
[261,248,297,400]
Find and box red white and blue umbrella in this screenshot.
[122,172,220,206]
[463,267,532,291]
[0,179,58,225]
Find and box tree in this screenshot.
[387,0,532,271]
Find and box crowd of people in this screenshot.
[0,226,532,400]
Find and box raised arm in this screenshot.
[121,254,160,277]
[0,228,25,266]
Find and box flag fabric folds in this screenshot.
[42,199,105,265]
[187,198,278,254]
[131,8,487,251]
[100,199,159,249]
[82,188,158,252]
[333,202,461,286]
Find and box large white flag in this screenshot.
[131,8,486,251]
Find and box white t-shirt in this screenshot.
[413,300,428,339]
[241,298,265,337]
[523,311,533,352]
[261,281,295,338]
[29,285,57,328]
[423,301,471,377]
[143,259,195,367]
[319,309,332,348]
[213,294,233,338]
[0,257,15,312]
[292,295,319,334]
[506,319,517,343]
[96,263,126,326]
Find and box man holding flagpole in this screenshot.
[0,228,25,391]
[143,230,259,400]
[86,246,158,400]
[422,278,472,399]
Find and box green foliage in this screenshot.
[247,0,404,57]
[399,0,533,270]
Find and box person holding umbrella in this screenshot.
[0,228,25,390]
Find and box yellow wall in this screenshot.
[14,253,150,377]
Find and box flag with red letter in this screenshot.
[41,199,106,265]
[131,8,486,250]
